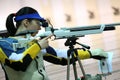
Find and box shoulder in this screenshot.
[0,37,18,42]
[0,37,19,56]
[0,37,18,46]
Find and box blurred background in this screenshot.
[0,0,120,80]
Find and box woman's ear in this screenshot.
[23,19,30,28]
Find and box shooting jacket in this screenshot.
[3,53,49,80]
[0,37,91,80]
[0,37,49,80]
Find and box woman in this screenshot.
[0,7,107,80]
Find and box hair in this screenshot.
[6,7,38,36]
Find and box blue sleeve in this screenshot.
[46,46,57,56]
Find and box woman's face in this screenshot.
[27,19,42,36]
[27,19,41,30]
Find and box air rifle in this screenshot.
[36,23,119,39]
[3,23,119,52]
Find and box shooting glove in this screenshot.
[90,49,108,60]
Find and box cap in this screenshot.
[14,13,45,22]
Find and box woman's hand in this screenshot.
[38,35,53,49]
